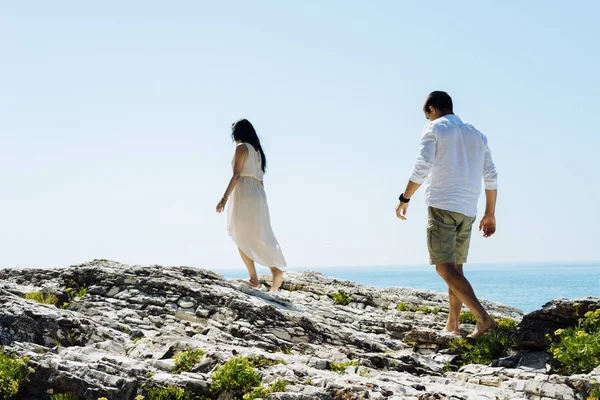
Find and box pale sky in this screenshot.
[2,1,599,270]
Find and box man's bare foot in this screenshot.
[237,278,260,289]
[270,269,284,292]
[467,317,496,339]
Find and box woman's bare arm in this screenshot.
[216,145,248,213]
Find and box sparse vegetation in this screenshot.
[588,383,600,400]
[277,345,291,354]
[331,291,353,306]
[495,317,517,331]
[24,291,58,306]
[440,361,454,374]
[396,302,445,314]
[328,360,360,373]
[211,357,262,397]
[119,325,132,335]
[247,355,286,368]
[63,281,88,309]
[133,336,145,344]
[242,379,290,400]
[0,348,34,399]
[448,317,518,369]
[49,393,78,400]
[459,310,477,324]
[143,384,204,400]
[173,348,205,374]
[450,330,511,368]
[548,308,600,375]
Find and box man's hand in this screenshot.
[216,199,226,213]
[396,202,409,220]
[479,214,496,238]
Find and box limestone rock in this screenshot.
[0,260,596,400]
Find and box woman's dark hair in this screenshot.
[231,119,267,173]
[423,91,453,113]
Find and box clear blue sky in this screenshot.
[2,1,599,270]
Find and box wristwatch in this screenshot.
[399,193,410,203]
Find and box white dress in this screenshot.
[227,142,287,267]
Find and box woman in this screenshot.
[216,119,286,292]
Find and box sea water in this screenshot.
[220,262,600,312]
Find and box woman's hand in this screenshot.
[216,198,227,213]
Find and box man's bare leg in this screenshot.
[237,248,260,288]
[443,264,463,335]
[436,262,495,338]
[269,266,284,292]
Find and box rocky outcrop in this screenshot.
[512,298,600,350]
[0,260,598,400]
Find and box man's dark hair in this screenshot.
[423,91,453,113]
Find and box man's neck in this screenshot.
[438,110,454,118]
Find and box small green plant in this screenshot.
[143,384,202,400]
[278,345,291,354]
[211,357,262,397]
[459,310,477,324]
[328,360,359,373]
[268,379,289,392]
[119,325,132,335]
[495,317,517,331]
[286,283,304,291]
[305,378,313,385]
[247,355,286,368]
[548,309,600,375]
[450,330,511,367]
[395,302,446,314]
[64,281,87,303]
[440,361,455,373]
[146,371,155,378]
[173,348,205,374]
[49,393,78,400]
[331,291,353,306]
[133,336,145,344]
[359,369,370,377]
[0,348,34,399]
[588,383,600,400]
[24,291,59,306]
[242,379,290,400]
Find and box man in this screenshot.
[396,91,498,338]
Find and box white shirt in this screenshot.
[409,114,498,217]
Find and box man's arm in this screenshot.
[479,137,498,237]
[396,124,436,220]
[479,189,497,238]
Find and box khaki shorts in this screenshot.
[427,207,476,265]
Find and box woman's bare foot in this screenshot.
[467,317,497,339]
[441,328,461,336]
[237,278,260,289]
[270,268,284,292]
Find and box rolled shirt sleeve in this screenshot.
[409,123,437,184]
[482,136,498,190]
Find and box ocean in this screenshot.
[220,262,600,313]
